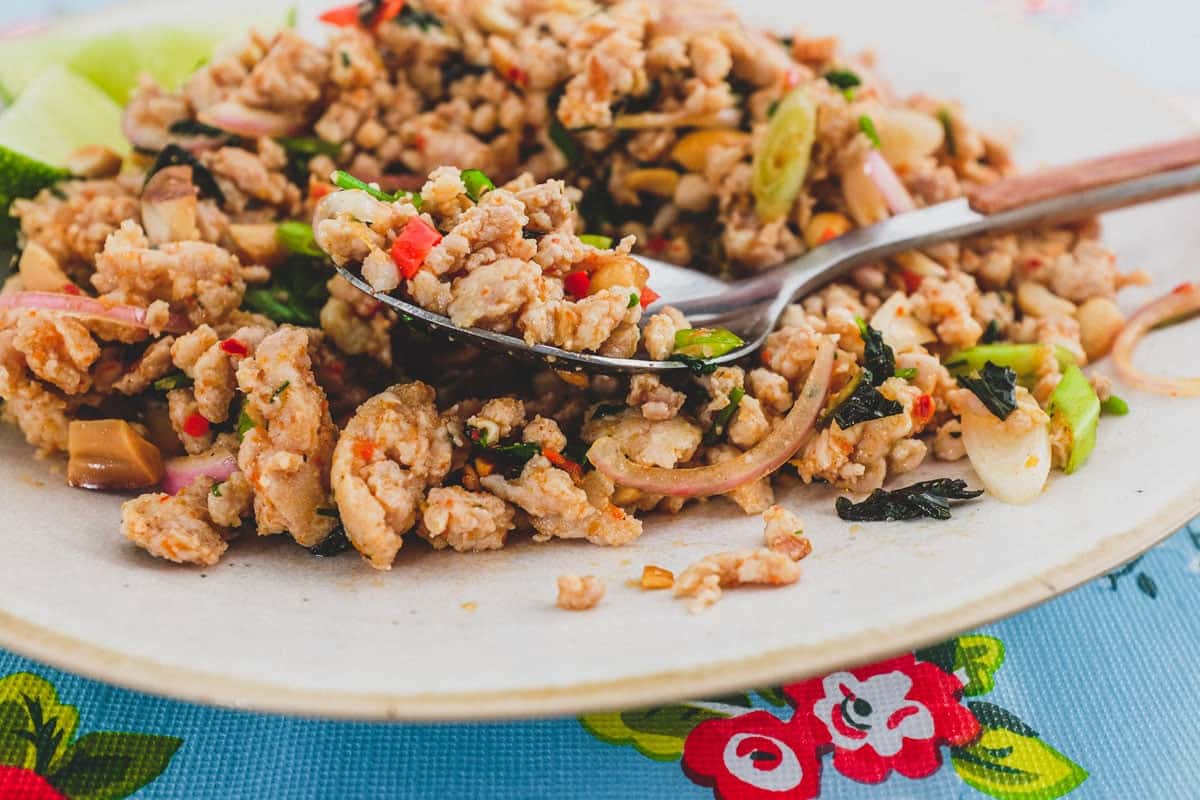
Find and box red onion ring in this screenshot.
[161,452,238,495]
[588,340,835,496]
[198,100,303,138]
[1112,282,1200,396]
[0,291,190,334]
[864,149,916,214]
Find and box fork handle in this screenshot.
[968,135,1200,214]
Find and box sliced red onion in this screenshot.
[588,341,835,496]
[1112,282,1200,396]
[864,149,916,214]
[161,452,238,495]
[198,100,303,138]
[0,291,190,334]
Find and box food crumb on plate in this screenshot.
[556,574,605,610]
[674,548,801,613]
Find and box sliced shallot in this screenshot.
[198,100,302,138]
[589,340,835,496]
[0,291,190,334]
[1111,282,1200,396]
[161,452,238,495]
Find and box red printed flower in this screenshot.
[682,710,822,800]
[0,766,65,800]
[786,654,979,783]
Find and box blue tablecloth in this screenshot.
[2,1,1199,798]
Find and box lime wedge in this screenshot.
[0,35,82,104]
[0,65,127,166]
[0,145,70,248]
[68,27,225,104]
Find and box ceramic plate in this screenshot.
[1,0,1197,720]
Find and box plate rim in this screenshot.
[2,0,1198,721]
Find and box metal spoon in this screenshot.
[338,135,1200,373]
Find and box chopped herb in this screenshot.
[673,327,745,359]
[465,425,491,447]
[831,368,903,428]
[824,68,862,90]
[340,51,352,68]
[579,234,613,249]
[461,168,495,202]
[271,381,291,401]
[211,482,223,497]
[152,372,193,392]
[937,108,957,158]
[236,407,256,440]
[835,478,983,522]
[949,430,962,438]
[276,136,341,157]
[858,114,881,149]
[243,256,330,326]
[705,387,745,445]
[144,144,225,204]
[957,361,1018,420]
[894,367,919,380]
[766,99,780,118]
[548,117,580,165]
[611,79,661,116]
[628,293,640,308]
[1101,394,1130,416]
[578,181,614,232]
[167,119,227,138]
[397,4,442,29]
[980,319,1003,344]
[331,169,395,202]
[316,507,339,518]
[855,317,894,387]
[590,403,626,420]
[491,442,541,462]
[276,221,325,258]
[308,526,350,557]
[670,353,720,375]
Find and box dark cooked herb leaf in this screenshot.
[145,144,225,204]
[152,372,193,392]
[705,387,745,445]
[938,108,957,158]
[548,117,580,165]
[824,68,862,90]
[167,119,226,138]
[957,361,1018,420]
[980,318,1003,344]
[397,4,442,28]
[242,256,330,326]
[855,316,894,386]
[670,353,720,375]
[611,78,661,115]
[491,442,541,462]
[308,526,350,557]
[831,370,903,428]
[579,180,614,232]
[590,403,627,420]
[835,478,983,522]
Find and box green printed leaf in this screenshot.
[0,673,77,773]
[915,639,958,674]
[48,732,181,800]
[952,702,1086,799]
[955,635,1006,696]
[579,703,734,761]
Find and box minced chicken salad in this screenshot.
[0,0,1176,605]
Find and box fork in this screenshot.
[337,135,1200,373]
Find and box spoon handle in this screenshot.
[969,135,1200,215]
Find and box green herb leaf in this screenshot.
[579,181,614,232]
[548,117,580,165]
[270,381,290,402]
[957,361,1018,420]
[580,233,613,249]
[627,293,639,308]
[276,221,325,258]
[705,387,745,445]
[491,442,541,462]
[236,408,256,441]
[823,68,862,90]
[670,354,719,375]
[461,168,495,202]
[331,169,394,202]
[1101,394,1129,416]
[937,108,957,158]
[835,478,983,522]
[144,143,225,204]
[210,482,222,497]
[980,318,1003,344]
[673,327,745,359]
[894,367,918,380]
[855,316,894,386]
[276,135,341,157]
[167,119,227,138]
[858,114,881,149]
[152,372,193,392]
[242,256,330,326]
[397,4,442,29]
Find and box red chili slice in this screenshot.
[563,270,590,299]
[390,217,443,279]
[182,413,211,438]
[219,338,249,356]
[318,3,359,26]
[639,286,660,308]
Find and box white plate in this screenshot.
[2,0,1198,721]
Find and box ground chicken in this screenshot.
[762,505,812,561]
[122,478,228,566]
[420,486,514,552]
[674,548,801,613]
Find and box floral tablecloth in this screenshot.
[2,1,1200,798]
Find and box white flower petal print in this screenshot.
[810,670,934,757]
[722,732,806,792]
